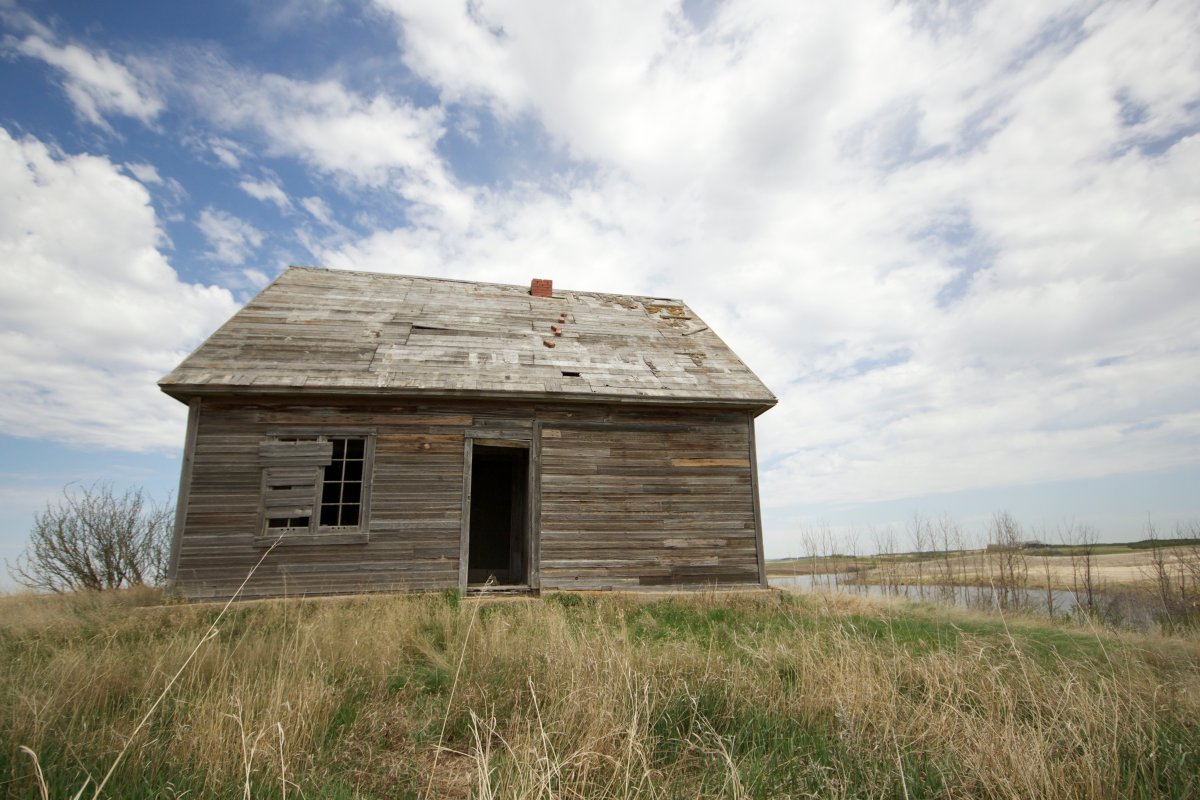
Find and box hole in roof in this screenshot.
[561,371,581,377]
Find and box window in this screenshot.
[319,437,365,528]
[258,433,374,544]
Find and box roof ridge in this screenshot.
[283,265,684,305]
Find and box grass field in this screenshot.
[2,587,1199,798]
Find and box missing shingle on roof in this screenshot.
[644,303,687,318]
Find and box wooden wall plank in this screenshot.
[166,398,200,593]
[173,398,765,600]
[538,415,760,591]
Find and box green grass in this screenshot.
[1,587,1198,798]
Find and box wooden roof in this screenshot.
[160,267,776,411]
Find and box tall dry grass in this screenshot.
[1,587,1198,798]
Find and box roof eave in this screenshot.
[158,380,778,414]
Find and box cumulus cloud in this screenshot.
[0,127,237,450]
[177,53,450,191]
[349,0,1200,513]
[197,207,265,265]
[6,32,162,129]
[146,49,480,232]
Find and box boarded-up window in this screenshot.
[259,435,373,536]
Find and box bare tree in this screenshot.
[1035,525,1056,617]
[1145,520,1200,630]
[844,525,862,590]
[874,526,900,596]
[800,523,819,586]
[1063,522,1099,618]
[9,483,174,593]
[909,513,928,600]
[1146,521,1173,618]
[932,515,962,604]
[988,511,1027,610]
[1178,522,1200,615]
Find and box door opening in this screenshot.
[467,443,529,586]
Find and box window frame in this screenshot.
[255,429,376,547]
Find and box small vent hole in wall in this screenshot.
[561,370,581,377]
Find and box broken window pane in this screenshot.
[319,436,367,529]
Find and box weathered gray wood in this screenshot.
[164,264,777,602]
[160,267,777,411]
[458,436,472,592]
[258,440,333,463]
[530,420,542,591]
[166,398,200,591]
[537,414,760,591]
[168,398,767,601]
[360,434,377,546]
[748,411,768,588]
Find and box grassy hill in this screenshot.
[2,587,1199,798]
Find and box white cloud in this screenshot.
[252,0,341,32]
[197,208,265,265]
[0,127,237,450]
[301,196,333,225]
[208,137,245,169]
[242,268,271,288]
[124,162,161,185]
[8,33,162,129]
[239,176,291,210]
[160,51,478,231]
[345,0,1200,517]
[181,54,449,190]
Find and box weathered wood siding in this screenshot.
[176,399,467,600]
[172,398,764,600]
[538,414,761,590]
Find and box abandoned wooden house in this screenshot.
[160,266,777,600]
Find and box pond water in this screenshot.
[768,573,1159,629]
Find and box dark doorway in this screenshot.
[467,443,529,586]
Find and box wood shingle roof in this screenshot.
[160,266,776,410]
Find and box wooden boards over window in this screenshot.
[254,435,374,546]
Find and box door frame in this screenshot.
[459,430,538,591]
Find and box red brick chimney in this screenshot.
[531,278,553,298]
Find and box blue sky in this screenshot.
[1,0,1199,583]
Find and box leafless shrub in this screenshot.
[1063,522,1099,618]
[1145,520,1200,631]
[932,516,963,604]
[908,513,928,600]
[8,482,174,592]
[1034,526,1056,617]
[987,511,1028,610]
[873,526,900,596]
